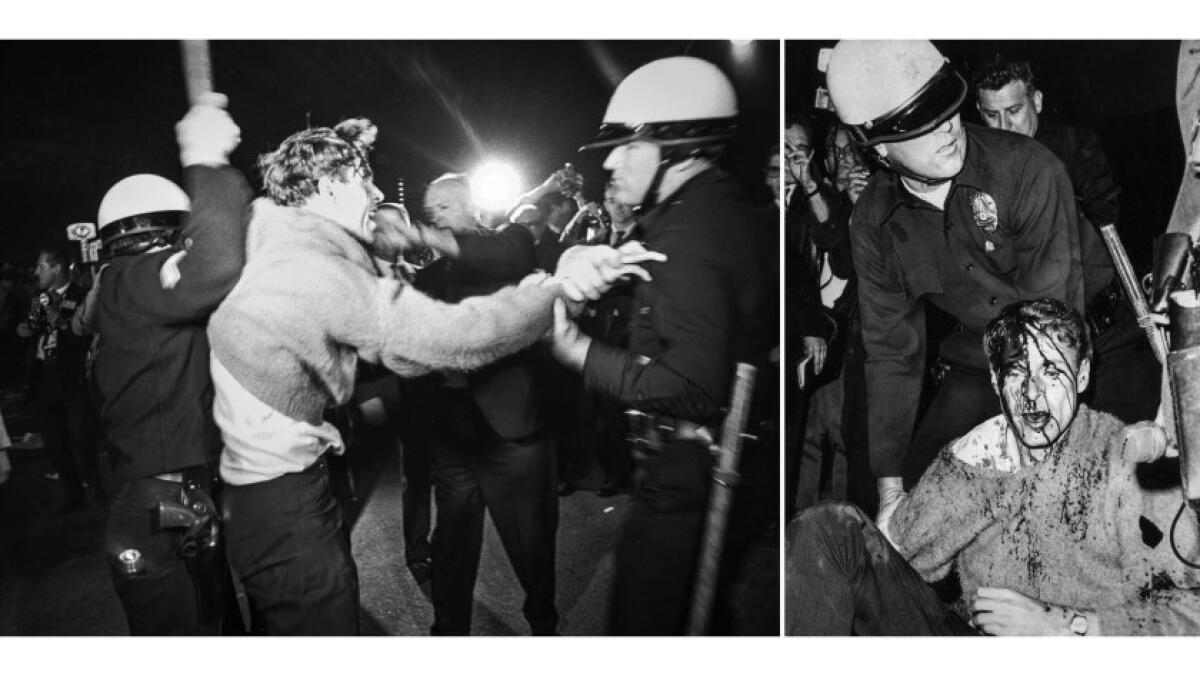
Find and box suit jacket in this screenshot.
[416,223,543,440]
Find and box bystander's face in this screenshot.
[33,254,61,290]
[603,184,635,228]
[831,129,865,182]
[879,114,966,182]
[423,182,477,235]
[604,140,661,206]
[992,331,1090,455]
[976,80,1042,137]
[784,124,813,186]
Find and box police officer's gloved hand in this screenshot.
[875,476,907,548]
[177,92,241,168]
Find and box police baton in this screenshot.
[687,362,757,635]
[180,40,213,104]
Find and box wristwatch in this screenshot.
[1068,611,1089,636]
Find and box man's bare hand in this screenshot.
[546,298,592,371]
[971,587,1077,636]
[846,169,871,204]
[802,335,828,375]
[15,322,33,339]
[553,242,666,302]
[177,92,241,168]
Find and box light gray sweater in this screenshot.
[208,199,558,427]
[892,405,1200,635]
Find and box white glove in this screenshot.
[177,92,241,167]
[875,476,907,548]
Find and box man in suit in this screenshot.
[418,173,560,635]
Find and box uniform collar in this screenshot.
[637,166,724,230]
[875,124,985,220]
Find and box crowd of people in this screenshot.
[785,40,1200,636]
[0,55,779,636]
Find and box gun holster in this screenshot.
[1149,233,1195,314]
[153,480,226,624]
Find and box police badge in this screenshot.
[971,191,999,234]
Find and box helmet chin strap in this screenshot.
[635,147,693,214]
[871,150,951,187]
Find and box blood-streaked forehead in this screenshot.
[1000,330,1079,380]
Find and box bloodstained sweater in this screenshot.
[889,405,1200,635]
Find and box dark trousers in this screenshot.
[429,399,559,635]
[222,457,359,635]
[36,359,96,506]
[785,502,975,636]
[106,475,233,635]
[1086,310,1162,423]
[610,439,712,635]
[400,428,433,566]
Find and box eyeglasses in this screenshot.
[785,145,812,163]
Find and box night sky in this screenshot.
[1,39,780,266]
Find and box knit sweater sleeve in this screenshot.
[322,257,558,374]
[890,448,1005,583]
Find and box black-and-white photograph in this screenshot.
[0,38,781,637]
[784,39,1200,636]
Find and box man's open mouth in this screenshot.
[1021,411,1050,428]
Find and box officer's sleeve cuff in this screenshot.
[582,340,632,397]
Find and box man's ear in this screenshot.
[1032,89,1044,115]
[1076,356,1091,393]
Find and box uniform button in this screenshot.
[989,296,998,305]
[965,263,975,271]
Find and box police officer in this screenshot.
[93,93,249,635]
[547,56,768,635]
[824,40,1158,521]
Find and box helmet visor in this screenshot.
[580,117,737,151]
[851,62,966,146]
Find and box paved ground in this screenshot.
[0,421,778,636]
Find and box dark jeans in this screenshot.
[785,502,975,635]
[400,428,433,566]
[222,456,359,635]
[610,438,712,635]
[429,399,558,635]
[106,474,233,635]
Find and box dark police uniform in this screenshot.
[1035,120,1161,427]
[95,165,250,635]
[581,167,767,635]
[852,123,1084,486]
[852,123,1158,488]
